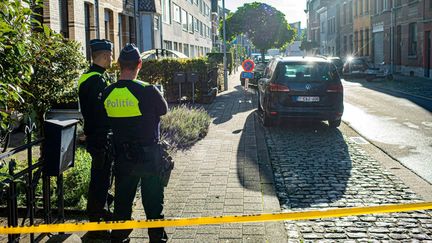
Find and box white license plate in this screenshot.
[297,96,320,102]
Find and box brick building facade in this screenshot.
[42,0,137,60]
[307,0,432,78]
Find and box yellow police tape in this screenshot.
[1,202,432,234]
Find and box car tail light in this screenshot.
[327,83,343,93]
[269,83,290,92]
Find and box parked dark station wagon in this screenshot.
[257,56,344,127]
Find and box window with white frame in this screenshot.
[194,18,199,32]
[162,0,171,24]
[181,9,188,31]
[173,4,180,23]
[188,14,193,32]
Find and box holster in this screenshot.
[159,140,174,187]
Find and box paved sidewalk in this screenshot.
[351,74,432,100]
[130,72,287,242]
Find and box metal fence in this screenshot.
[0,118,65,243]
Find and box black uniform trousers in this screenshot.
[110,174,167,242]
[86,135,113,221]
[110,144,167,243]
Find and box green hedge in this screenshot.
[206,52,233,74]
[138,58,213,103]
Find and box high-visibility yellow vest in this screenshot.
[104,80,151,118]
[77,72,102,90]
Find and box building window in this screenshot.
[174,42,178,51]
[343,3,347,25]
[118,14,127,49]
[173,4,180,23]
[344,36,348,55]
[162,0,171,24]
[84,2,94,60]
[129,16,136,44]
[154,16,159,30]
[184,44,189,56]
[360,30,364,56]
[383,0,388,10]
[59,0,69,38]
[360,0,363,15]
[188,14,193,33]
[194,18,199,32]
[181,9,188,31]
[354,31,358,54]
[200,21,203,36]
[365,0,369,14]
[350,35,353,54]
[408,23,417,56]
[365,29,369,56]
[349,1,353,22]
[354,0,358,16]
[194,0,198,6]
[395,0,402,7]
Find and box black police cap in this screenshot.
[89,39,113,52]
[119,43,141,62]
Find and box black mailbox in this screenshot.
[44,119,79,176]
[187,72,199,83]
[173,72,186,84]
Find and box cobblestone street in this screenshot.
[264,122,432,241]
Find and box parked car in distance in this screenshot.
[240,61,270,87]
[342,56,370,80]
[365,62,393,82]
[257,56,344,127]
[328,57,344,75]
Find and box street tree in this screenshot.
[222,2,296,60]
[299,31,319,55]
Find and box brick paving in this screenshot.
[263,122,432,241]
[130,72,287,242]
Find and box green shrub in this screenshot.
[161,105,211,151]
[63,147,91,209]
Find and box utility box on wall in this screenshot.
[43,119,79,176]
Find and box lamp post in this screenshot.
[222,0,228,91]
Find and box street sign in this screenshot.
[242,59,255,72]
[241,71,254,79]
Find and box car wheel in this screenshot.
[328,119,341,128]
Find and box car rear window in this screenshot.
[276,62,339,84]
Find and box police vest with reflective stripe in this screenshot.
[104,80,151,118]
[78,72,102,90]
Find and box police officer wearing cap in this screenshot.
[102,44,168,243]
[78,39,114,231]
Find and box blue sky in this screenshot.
[223,0,308,28]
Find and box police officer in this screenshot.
[78,39,114,236]
[102,44,168,243]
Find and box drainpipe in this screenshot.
[95,0,100,38]
[390,6,394,74]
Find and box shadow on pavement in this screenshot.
[265,120,352,208]
[235,111,276,195]
[344,78,432,112]
[205,84,256,125]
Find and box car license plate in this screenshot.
[297,96,320,102]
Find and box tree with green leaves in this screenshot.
[21,28,87,133]
[0,0,35,131]
[299,30,319,55]
[222,2,295,61]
